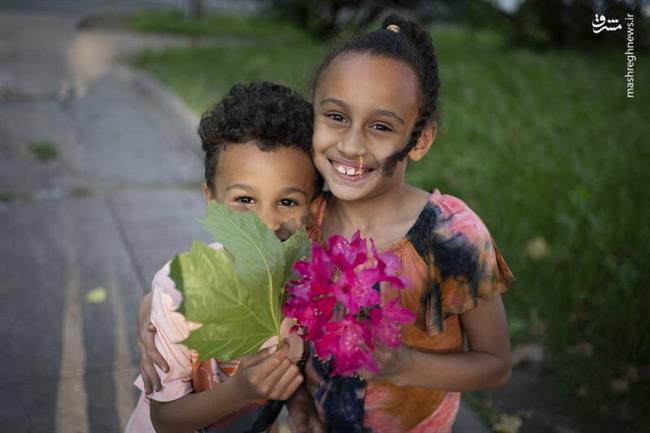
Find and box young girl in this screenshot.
[141,14,514,433]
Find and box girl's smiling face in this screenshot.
[312,53,424,202]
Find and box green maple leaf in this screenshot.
[171,202,310,361]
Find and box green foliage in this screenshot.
[130,10,306,40]
[134,41,329,112]
[499,0,649,50]
[171,202,310,361]
[134,21,649,430]
[26,141,59,161]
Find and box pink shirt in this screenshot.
[125,243,301,433]
[125,243,241,433]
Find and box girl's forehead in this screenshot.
[316,53,421,112]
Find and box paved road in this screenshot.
[0,8,208,432]
[0,5,489,433]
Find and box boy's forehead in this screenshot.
[216,142,315,191]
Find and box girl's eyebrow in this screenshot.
[320,97,350,110]
[371,109,405,125]
[320,97,405,125]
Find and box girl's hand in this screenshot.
[138,322,169,394]
[137,292,169,394]
[286,386,326,433]
[359,343,413,384]
[234,341,303,402]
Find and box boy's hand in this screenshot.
[234,341,303,402]
[138,321,169,394]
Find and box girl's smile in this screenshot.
[328,157,376,181]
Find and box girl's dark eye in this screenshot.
[372,123,392,132]
[279,198,298,207]
[234,196,254,204]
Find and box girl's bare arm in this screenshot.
[362,294,511,391]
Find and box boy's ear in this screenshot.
[408,121,437,162]
[202,183,214,205]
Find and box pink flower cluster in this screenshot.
[283,231,416,376]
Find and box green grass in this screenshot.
[0,192,13,203]
[131,15,650,432]
[26,140,59,161]
[130,10,307,40]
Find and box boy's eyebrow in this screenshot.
[282,187,308,196]
[226,184,307,196]
[225,184,253,192]
[320,97,405,125]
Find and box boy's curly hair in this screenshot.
[199,82,322,195]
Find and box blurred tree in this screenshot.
[184,0,205,21]
[260,0,434,39]
[261,0,648,49]
[504,0,649,49]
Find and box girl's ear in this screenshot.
[202,183,214,205]
[408,121,437,162]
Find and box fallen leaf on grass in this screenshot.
[511,343,544,366]
[568,341,594,358]
[525,236,549,260]
[493,414,523,433]
[610,377,629,395]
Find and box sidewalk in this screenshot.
[0,7,489,433]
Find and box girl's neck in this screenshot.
[325,181,427,243]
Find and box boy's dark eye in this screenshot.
[279,198,298,207]
[234,196,254,204]
[326,113,346,123]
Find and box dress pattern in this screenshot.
[305,190,515,433]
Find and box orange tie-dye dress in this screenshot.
[304,189,515,433]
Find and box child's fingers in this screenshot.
[239,345,276,369]
[138,339,163,392]
[139,322,169,373]
[148,349,170,373]
[287,406,310,433]
[276,372,304,401]
[142,361,162,393]
[308,416,327,433]
[263,358,302,398]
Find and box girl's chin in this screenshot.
[327,181,374,202]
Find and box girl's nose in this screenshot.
[336,128,366,157]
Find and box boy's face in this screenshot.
[204,142,316,241]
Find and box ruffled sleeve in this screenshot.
[407,191,514,335]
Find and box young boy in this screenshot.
[126,82,324,433]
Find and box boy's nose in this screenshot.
[258,208,283,235]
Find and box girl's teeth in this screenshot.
[334,162,364,176]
